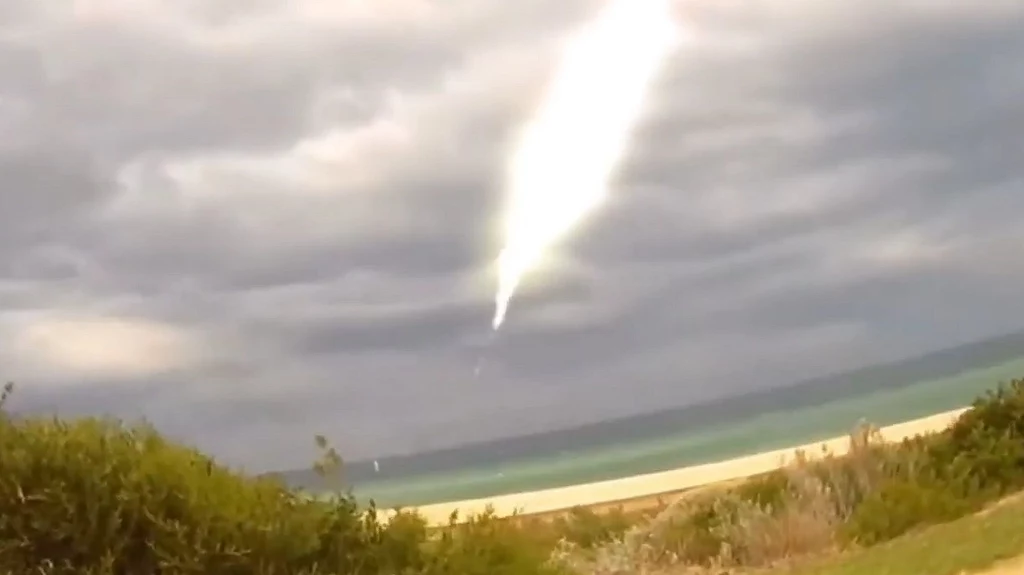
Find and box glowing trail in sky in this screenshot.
[491,0,679,330]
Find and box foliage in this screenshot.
[547,506,643,550]
[3,376,1024,574]
[566,376,1024,573]
[0,383,567,574]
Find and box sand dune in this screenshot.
[404,408,967,525]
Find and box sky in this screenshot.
[1,0,1022,471]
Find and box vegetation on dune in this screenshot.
[0,381,566,575]
[3,377,1024,574]
[783,493,1024,575]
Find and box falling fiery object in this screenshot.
[490,0,681,331]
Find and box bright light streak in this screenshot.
[492,0,679,330]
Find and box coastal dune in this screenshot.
[406,408,968,525]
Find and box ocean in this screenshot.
[277,331,1024,508]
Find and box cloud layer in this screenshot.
[2,0,1022,469]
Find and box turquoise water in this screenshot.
[349,357,1024,508]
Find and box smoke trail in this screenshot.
[472,329,499,379]
[491,0,679,330]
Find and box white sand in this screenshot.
[405,408,967,525]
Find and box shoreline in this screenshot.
[401,407,968,525]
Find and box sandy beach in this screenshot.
[405,407,968,525]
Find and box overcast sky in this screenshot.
[1,0,1022,471]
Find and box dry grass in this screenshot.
[550,422,896,574]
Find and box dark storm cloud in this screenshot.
[1,8,469,157]
[1,0,1022,468]
[0,148,109,238]
[595,9,1024,265]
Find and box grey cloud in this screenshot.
[0,147,111,263]
[0,0,598,162]
[263,298,489,356]
[581,5,1023,268]
[1,1,1023,469]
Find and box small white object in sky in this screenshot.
[373,459,380,473]
[491,0,680,330]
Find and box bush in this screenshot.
[424,510,565,575]
[842,474,974,546]
[549,506,640,550]
[1,415,357,573]
[5,376,1024,574]
[579,377,1024,572]
[0,385,566,575]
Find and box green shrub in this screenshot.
[424,509,567,575]
[842,474,975,545]
[732,468,792,510]
[608,378,1024,569]
[644,494,729,565]
[548,505,637,549]
[6,376,1024,574]
[0,387,562,575]
[838,378,1024,546]
[1,415,351,573]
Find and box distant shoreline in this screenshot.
[400,407,967,525]
[283,333,1024,502]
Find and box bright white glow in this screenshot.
[492,0,679,330]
